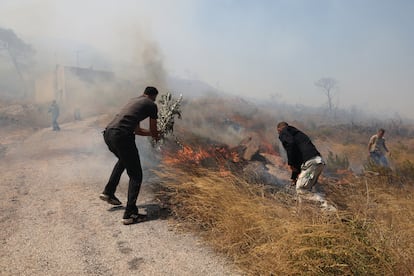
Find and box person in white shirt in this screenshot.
[368,128,390,167]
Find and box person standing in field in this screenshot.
[48,100,60,131]
[100,86,159,225]
[277,122,325,194]
[368,128,390,167]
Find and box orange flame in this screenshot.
[163,145,213,165]
[162,144,243,176]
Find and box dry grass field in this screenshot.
[2,97,413,275]
[154,109,414,276]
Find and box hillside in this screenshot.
[1,97,413,275]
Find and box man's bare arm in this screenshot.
[368,136,375,152]
[384,142,389,153]
[134,119,159,138]
[149,118,159,140]
[134,122,151,136]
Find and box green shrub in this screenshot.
[325,151,350,173]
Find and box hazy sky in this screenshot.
[1,0,413,118]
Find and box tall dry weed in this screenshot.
[155,164,413,275]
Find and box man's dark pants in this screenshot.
[52,116,60,131]
[103,129,143,215]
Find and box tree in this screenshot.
[0,27,35,96]
[315,77,338,113]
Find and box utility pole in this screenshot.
[75,50,82,67]
[74,50,83,76]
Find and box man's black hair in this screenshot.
[144,86,159,96]
[277,121,289,129]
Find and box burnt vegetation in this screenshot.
[154,96,414,275]
[1,87,413,275]
[2,90,413,274]
[0,27,413,274]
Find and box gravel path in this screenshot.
[0,117,240,276]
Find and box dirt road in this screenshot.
[0,116,240,275]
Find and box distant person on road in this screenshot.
[74,107,81,121]
[277,122,325,194]
[100,86,159,225]
[368,128,390,167]
[48,100,60,131]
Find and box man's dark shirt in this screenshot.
[106,95,158,134]
[279,126,321,179]
[49,103,60,119]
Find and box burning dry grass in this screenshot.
[155,163,414,275]
[154,112,414,274]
